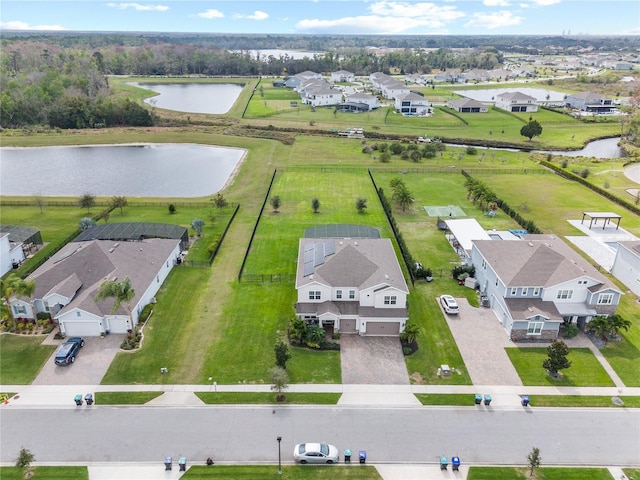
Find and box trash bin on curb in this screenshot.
[484,394,492,406]
[74,394,83,406]
[440,456,448,470]
[164,456,172,471]
[521,395,530,407]
[178,457,187,471]
[474,394,482,405]
[358,451,366,464]
[452,456,461,471]
[344,449,351,463]
[85,393,93,405]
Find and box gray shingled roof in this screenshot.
[496,92,537,102]
[505,298,563,321]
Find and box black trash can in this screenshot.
[344,449,351,463]
[85,393,94,405]
[474,393,482,405]
[484,394,492,406]
[358,451,366,464]
[440,456,448,470]
[164,456,172,471]
[452,456,461,471]
[178,457,187,471]
[74,394,83,406]
[521,395,530,406]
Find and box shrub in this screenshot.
[466,146,477,155]
[36,312,51,321]
[580,167,590,178]
[332,332,340,340]
[562,324,579,338]
[362,146,373,154]
[403,346,413,356]
[561,159,568,168]
[139,304,154,323]
[168,203,176,214]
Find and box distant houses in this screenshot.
[565,92,616,114]
[494,92,538,113]
[447,98,488,113]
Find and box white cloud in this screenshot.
[234,10,269,21]
[107,3,169,12]
[464,10,522,29]
[523,0,561,5]
[296,1,464,34]
[484,0,511,6]
[0,20,66,31]
[197,9,225,19]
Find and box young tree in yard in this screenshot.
[274,333,291,369]
[527,447,541,477]
[15,447,35,469]
[191,218,205,236]
[270,366,289,402]
[587,316,610,341]
[542,340,571,378]
[95,277,136,344]
[110,195,128,214]
[79,217,97,231]
[606,314,631,339]
[520,119,543,141]
[394,185,415,212]
[79,192,96,213]
[270,195,281,212]
[400,322,419,345]
[212,193,228,208]
[33,192,45,213]
[311,197,320,213]
[356,197,368,213]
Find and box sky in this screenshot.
[1,0,638,36]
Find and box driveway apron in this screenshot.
[33,334,124,385]
[339,335,410,385]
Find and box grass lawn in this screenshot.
[196,392,341,404]
[527,395,640,408]
[0,335,56,384]
[182,465,381,479]
[415,393,474,405]
[467,466,613,480]
[505,347,615,387]
[0,467,88,479]
[94,391,163,404]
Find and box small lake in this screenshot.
[453,87,567,103]
[0,144,245,197]
[130,83,244,114]
[542,137,622,158]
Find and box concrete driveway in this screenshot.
[339,335,410,385]
[438,296,523,386]
[33,334,124,385]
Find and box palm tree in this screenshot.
[587,316,609,341]
[95,277,136,340]
[394,185,415,212]
[605,314,631,339]
[1,274,36,329]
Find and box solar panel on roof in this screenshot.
[324,240,335,255]
[303,261,314,276]
[304,243,314,252]
[314,244,325,266]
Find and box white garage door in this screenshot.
[107,317,129,334]
[62,321,101,337]
[365,322,400,336]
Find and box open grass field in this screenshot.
[467,466,614,480]
[196,392,341,404]
[182,465,382,479]
[0,467,89,480]
[505,347,616,387]
[0,335,55,384]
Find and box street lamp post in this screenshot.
[277,436,282,475]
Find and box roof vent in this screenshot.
[528,242,534,247]
[354,241,358,246]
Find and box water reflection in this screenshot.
[130,83,244,114]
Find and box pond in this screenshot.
[129,83,244,114]
[453,87,567,103]
[541,137,622,158]
[0,144,245,197]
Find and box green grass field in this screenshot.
[0,467,88,479]
[182,465,382,479]
[195,392,341,404]
[0,335,56,384]
[94,391,163,404]
[467,466,613,480]
[505,347,616,387]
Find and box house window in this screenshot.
[578,279,587,285]
[527,322,543,335]
[336,290,342,299]
[510,288,517,296]
[597,293,614,305]
[76,311,81,317]
[156,275,160,283]
[349,290,355,299]
[308,291,321,300]
[13,304,26,315]
[384,295,397,305]
[557,290,573,300]
[533,288,540,296]
[522,288,528,296]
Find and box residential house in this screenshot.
[614,61,633,70]
[345,93,380,110]
[495,92,538,113]
[395,92,430,116]
[610,241,640,297]
[330,70,355,83]
[295,234,409,336]
[380,79,410,100]
[369,72,390,89]
[447,98,488,113]
[462,69,490,83]
[471,235,622,341]
[1,232,26,276]
[488,69,514,81]
[284,71,322,88]
[9,235,182,336]
[565,92,616,114]
[304,87,343,107]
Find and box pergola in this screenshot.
[581,211,622,230]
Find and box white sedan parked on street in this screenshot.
[439,295,459,315]
[294,443,340,464]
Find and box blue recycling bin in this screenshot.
[85,393,94,405]
[344,449,352,463]
[164,456,172,471]
[358,451,366,464]
[452,456,461,471]
[440,456,448,470]
[484,394,492,406]
[74,394,83,406]
[178,457,187,471]
[474,393,482,405]
[521,395,530,406]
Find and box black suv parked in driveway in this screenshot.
[54,337,84,366]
